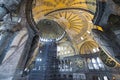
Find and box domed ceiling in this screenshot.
[31,0,99,55]
[37,19,65,42]
[32,0,96,22]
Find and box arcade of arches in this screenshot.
[0,0,120,80]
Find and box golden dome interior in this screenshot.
[32,0,96,22]
[32,0,98,55]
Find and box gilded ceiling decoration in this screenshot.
[32,0,98,55]
[32,0,96,22]
[46,9,88,39]
[45,9,98,54]
[26,0,120,68]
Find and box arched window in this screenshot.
[98,77,101,80]
[87,58,94,69]
[97,57,104,69]
[92,58,99,70]
[103,76,109,80]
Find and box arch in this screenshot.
[93,0,106,26]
